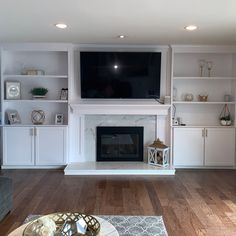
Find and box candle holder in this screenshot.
[199,59,206,77]
[207,61,213,77]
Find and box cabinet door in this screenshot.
[173,128,204,166]
[205,128,235,166]
[35,127,67,165]
[3,127,34,165]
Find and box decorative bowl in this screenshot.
[198,94,208,102]
[23,212,100,236]
[184,93,194,101]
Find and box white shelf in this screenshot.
[172,125,235,128]
[173,101,236,105]
[173,76,236,80]
[3,124,68,127]
[4,99,68,103]
[3,75,68,79]
[1,48,69,127]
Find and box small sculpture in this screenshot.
[184,93,194,101]
[31,110,45,125]
[198,94,208,102]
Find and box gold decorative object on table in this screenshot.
[23,212,100,236]
[147,138,169,167]
[198,94,208,102]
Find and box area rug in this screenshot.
[25,215,168,236]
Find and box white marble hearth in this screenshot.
[64,162,175,175]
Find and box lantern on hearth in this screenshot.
[147,138,169,167]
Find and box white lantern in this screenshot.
[147,138,169,167]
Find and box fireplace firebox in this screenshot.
[96,126,144,162]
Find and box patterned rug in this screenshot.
[25,215,168,236]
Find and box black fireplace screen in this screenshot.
[97,127,143,161]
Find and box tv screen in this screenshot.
[80,51,161,99]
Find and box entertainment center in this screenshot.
[0,43,236,174]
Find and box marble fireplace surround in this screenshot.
[65,100,175,175]
[70,100,171,163]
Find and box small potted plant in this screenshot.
[219,105,232,126]
[30,87,48,99]
[220,115,232,126]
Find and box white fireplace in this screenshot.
[70,100,170,161]
[64,100,175,175]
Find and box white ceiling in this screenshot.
[0,0,236,45]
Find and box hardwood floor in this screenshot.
[0,169,236,236]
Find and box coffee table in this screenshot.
[8,215,119,236]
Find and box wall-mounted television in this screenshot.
[80,51,161,99]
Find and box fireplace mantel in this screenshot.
[70,100,170,115]
[66,100,173,175]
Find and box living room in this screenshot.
[0,0,236,235]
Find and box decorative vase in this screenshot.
[184,93,194,101]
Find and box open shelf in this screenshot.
[1,48,69,126]
[3,74,68,79]
[4,99,68,103]
[3,124,68,127]
[172,125,235,128]
[173,101,236,105]
[173,76,236,80]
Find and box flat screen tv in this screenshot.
[80,51,161,99]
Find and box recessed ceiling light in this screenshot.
[118,35,126,39]
[184,25,198,31]
[55,23,67,29]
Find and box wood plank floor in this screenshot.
[0,169,236,236]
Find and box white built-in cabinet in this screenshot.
[172,46,236,167]
[3,127,34,165]
[173,128,204,166]
[204,128,235,166]
[1,45,70,168]
[3,126,67,166]
[173,127,235,167]
[1,44,236,169]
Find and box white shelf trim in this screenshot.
[3,75,68,79]
[173,76,236,80]
[4,99,68,103]
[173,101,236,104]
[172,125,235,128]
[3,124,68,127]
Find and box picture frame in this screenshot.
[60,88,68,100]
[55,114,64,125]
[7,110,21,124]
[5,81,21,100]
